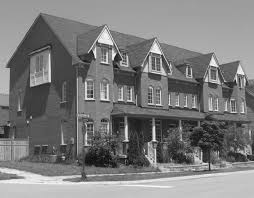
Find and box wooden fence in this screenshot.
[0,139,29,161]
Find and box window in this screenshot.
[208,95,213,111]
[101,119,109,133]
[30,48,51,87]
[155,88,162,105]
[61,81,67,102]
[186,66,192,78]
[85,79,94,100]
[17,90,22,112]
[214,97,219,111]
[175,93,180,107]
[148,86,154,104]
[184,94,188,107]
[118,85,124,101]
[150,53,161,72]
[230,99,237,113]
[100,79,109,100]
[210,66,217,81]
[192,94,197,108]
[241,98,245,113]
[168,93,172,106]
[101,47,109,64]
[126,86,133,102]
[238,75,245,88]
[86,121,94,145]
[121,52,128,66]
[224,99,228,112]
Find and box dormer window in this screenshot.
[186,65,192,78]
[237,74,245,88]
[150,53,161,73]
[210,66,218,81]
[121,52,128,66]
[101,47,109,64]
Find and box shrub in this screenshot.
[172,151,194,164]
[247,155,254,161]
[227,151,247,162]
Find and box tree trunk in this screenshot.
[208,149,211,171]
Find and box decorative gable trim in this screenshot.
[88,25,123,60]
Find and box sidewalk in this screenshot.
[1,166,254,185]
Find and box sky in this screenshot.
[0,0,254,94]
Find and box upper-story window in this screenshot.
[85,79,94,100]
[155,88,162,105]
[100,79,109,101]
[30,47,51,87]
[126,86,133,102]
[230,99,237,113]
[214,96,219,111]
[208,95,213,111]
[184,94,188,107]
[186,66,192,78]
[241,98,245,113]
[210,66,218,81]
[121,52,128,66]
[192,94,197,108]
[118,85,124,101]
[148,86,154,105]
[224,99,228,112]
[101,47,109,64]
[237,75,245,88]
[150,53,161,73]
[175,93,180,107]
[168,92,172,106]
[61,81,67,102]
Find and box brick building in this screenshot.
[0,94,9,138]
[6,14,250,162]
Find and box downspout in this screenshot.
[76,65,79,156]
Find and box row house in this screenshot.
[6,13,250,163]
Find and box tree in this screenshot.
[223,125,251,153]
[190,121,224,171]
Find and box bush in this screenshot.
[172,151,194,164]
[227,151,248,162]
[247,155,254,161]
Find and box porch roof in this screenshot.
[205,113,250,123]
[111,103,205,120]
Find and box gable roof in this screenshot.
[220,61,240,82]
[0,94,9,107]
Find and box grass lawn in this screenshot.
[0,172,23,180]
[65,166,254,182]
[0,161,158,176]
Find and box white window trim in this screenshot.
[168,93,172,106]
[224,99,228,112]
[155,88,162,106]
[85,121,94,146]
[214,97,219,112]
[118,85,124,101]
[101,119,109,134]
[61,81,67,103]
[230,99,237,113]
[100,47,109,64]
[150,53,162,74]
[184,94,188,107]
[85,79,95,100]
[209,66,218,82]
[192,94,197,108]
[100,80,109,101]
[208,95,213,111]
[127,86,134,102]
[241,98,245,113]
[120,52,128,67]
[175,93,180,107]
[148,86,154,105]
[186,66,192,78]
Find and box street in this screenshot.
[1,170,253,198]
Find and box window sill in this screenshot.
[120,63,128,67]
[100,62,110,66]
[230,112,237,114]
[60,101,67,104]
[85,98,95,101]
[155,104,163,107]
[17,109,22,112]
[100,99,110,103]
[127,100,134,103]
[118,99,124,102]
[150,70,161,75]
[148,103,154,106]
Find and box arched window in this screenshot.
[101,118,109,134]
[148,86,154,104]
[85,79,94,100]
[61,81,67,102]
[208,95,213,111]
[155,87,162,105]
[100,79,109,100]
[86,120,94,145]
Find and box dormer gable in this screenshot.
[77,25,122,62]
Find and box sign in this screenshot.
[78,113,90,118]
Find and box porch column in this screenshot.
[179,120,183,141]
[152,117,156,141]
[124,116,129,142]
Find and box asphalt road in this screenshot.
[1,170,254,198]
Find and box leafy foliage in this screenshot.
[226,151,248,162]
